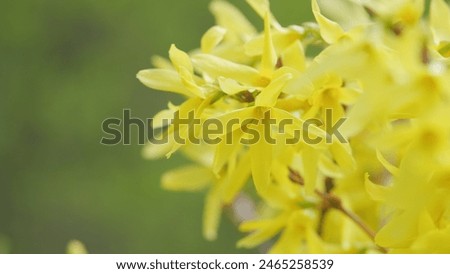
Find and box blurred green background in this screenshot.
[0,0,311,253]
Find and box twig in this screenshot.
[317,178,334,236]
[288,167,387,253]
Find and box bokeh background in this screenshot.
[0,0,312,253]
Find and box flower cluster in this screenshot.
[137,0,450,253]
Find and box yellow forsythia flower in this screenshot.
[66,240,88,254]
[138,0,450,253]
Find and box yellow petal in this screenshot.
[270,222,303,253]
[212,106,257,129]
[376,150,399,176]
[166,97,204,157]
[338,86,361,105]
[151,103,177,129]
[318,154,342,178]
[218,77,252,95]
[151,55,173,69]
[211,107,256,173]
[316,0,369,31]
[223,151,252,203]
[270,211,315,253]
[246,0,281,29]
[181,143,215,168]
[430,0,450,44]
[306,226,325,253]
[137,69,192,96]
[209,0,256,41]
[260,183,297,209]
[168,45,206,98]
[255,73,292,107]
[364,173,390,202]
[375,210,419,248]
[312,0,345,44]
[417,210,437,235]
[142,130,176,160]
[301,146,320,194]
[271,108,328,145]
[213,128,244,174]
[250,121,273,194]
[66,240,88,254]
[178,66,205,98]
[410,226,450,253]
[192,54,261,86]
[283,42,368,98]
[245,31,301,57]
[282,40,306,72]
[330,141,355,171]
[162,165,213,191]
[237,213,289,248]
[271,157,302,199]
[240,218,275,232]
[260,12,277,78]
[201,25,227,53]
[203,183,223,241]
[169,44,194,74]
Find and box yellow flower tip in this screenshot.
[246,0,281,29]
[151,55,173,69]
[142,142,173,160]
[236,234,261,249]
[311,0,345,44]
[203,185,222,242]
[203,230,218,241]
[136,69,193,96]
[376,150,399,176]
[201,25,227,53]
[246,0,270,18]
[255,73,293,107]
[169,44,194,74]
[136,69,144,79]
[430,0,450,44]
[161,173,179,191]
[364,173,389,202]
[260,11,277,78]
[66,240,88,254]
[209,0,257,40]
[136,69,150,84]
[136,71,151,90]
[169,44,177,57]
[161,165,212,191]
[236,239,250,249]
[192,53,261,85]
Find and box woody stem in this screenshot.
[288,167,387,253]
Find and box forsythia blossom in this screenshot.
[137,0,450,253]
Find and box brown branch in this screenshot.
[317,178,334,236]
[288,167,387,253]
